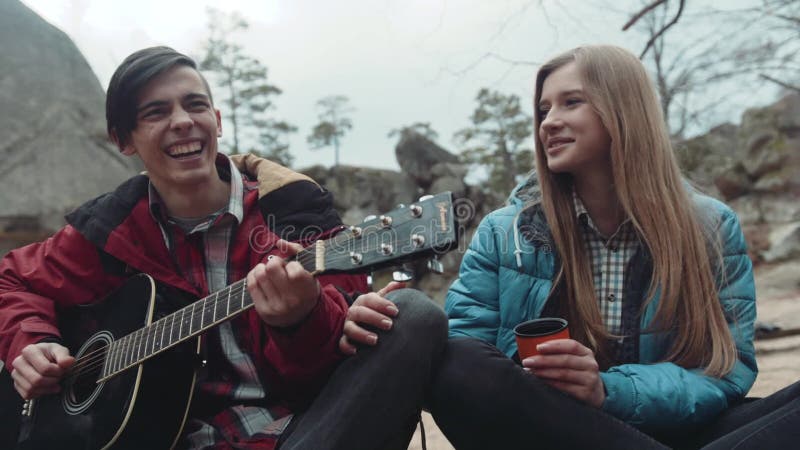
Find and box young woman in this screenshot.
[429,45,800,449]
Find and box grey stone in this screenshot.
[0,0,141,233]
[762,222,800,263]
[395,131,461,189]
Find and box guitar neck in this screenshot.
[99,244,323,382]
[95,191,458,382]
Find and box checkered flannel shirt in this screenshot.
[149,155,291,449]
[572,192,639,336]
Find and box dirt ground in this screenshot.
[408,260,800,450]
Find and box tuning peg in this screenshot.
[363,214,377,222]
[392,270,414,282]
[427,257,444,274]
[393,263,415,282]
[418,194,434,202]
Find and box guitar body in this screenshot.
[17,274,200,450]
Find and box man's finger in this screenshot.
[353,293,398,318]
[376,281,406,297]
[348,304,393,330]
[339,335,357,355]
[44,344,75,369]
[274,239,304,256]
[343,320,379,346]
[18,350,64,379]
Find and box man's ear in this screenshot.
[110,130,136,156]
[215,108,222,137]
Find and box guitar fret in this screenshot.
[159,317,167,350]
[111,339,121,374]
[169,311,177,346]
[101,342,112,377]
[213,291,219,323]
[178,306,185,340]
[188,302,196,335]
[146,325,154,356]
[119,337,127,372]
[122,334,130,370]
[240,280,246,310]
[199,298,206,330]
[226,284,232,316]
[136,328,145,362]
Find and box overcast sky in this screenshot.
[22,0,762,171]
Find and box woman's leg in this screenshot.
[428,338,667,450]
[696,381,800,449]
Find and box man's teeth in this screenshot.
[169,142,202,155]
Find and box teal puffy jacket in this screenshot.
[446,176,757,431]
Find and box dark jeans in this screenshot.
[277,288,448,450]
[429,338,667,450]
[672,380,800,449]
[430,338,800,450]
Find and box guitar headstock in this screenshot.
[318,192,458,274]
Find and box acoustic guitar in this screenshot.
[4,192,458,450]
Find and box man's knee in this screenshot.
[385,288,447,340]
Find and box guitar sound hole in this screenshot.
[63,331,111,415]
[69,341,105,403]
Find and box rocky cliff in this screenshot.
[0,0,141,255]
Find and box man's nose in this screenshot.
[171,108,193,131]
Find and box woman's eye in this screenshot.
[565,98,583,107]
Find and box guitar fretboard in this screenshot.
[99,244,320,381]
[100,280,248,379]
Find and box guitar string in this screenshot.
[64,233,443,382]
[62,248,411,381]
[62,220,444,382]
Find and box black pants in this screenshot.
[670,381,800,449]
[429,338,800,450]
[277,288,448,450]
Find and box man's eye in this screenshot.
[141,109,165,119]
[188,101,209,110]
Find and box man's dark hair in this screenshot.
[106,46,214,148]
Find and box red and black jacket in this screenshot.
[0,153,367,406]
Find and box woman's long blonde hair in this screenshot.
[532,45,736,376]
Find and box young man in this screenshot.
[0,46,446,449]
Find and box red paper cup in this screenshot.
[514,318,570,359]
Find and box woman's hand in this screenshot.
[338,282,405,355]
[522,339,606,408]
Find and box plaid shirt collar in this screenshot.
[572,189,632,239]
[148,154,244,233]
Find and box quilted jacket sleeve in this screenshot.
[445,213,503,344]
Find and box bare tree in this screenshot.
[623,0,799,137]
